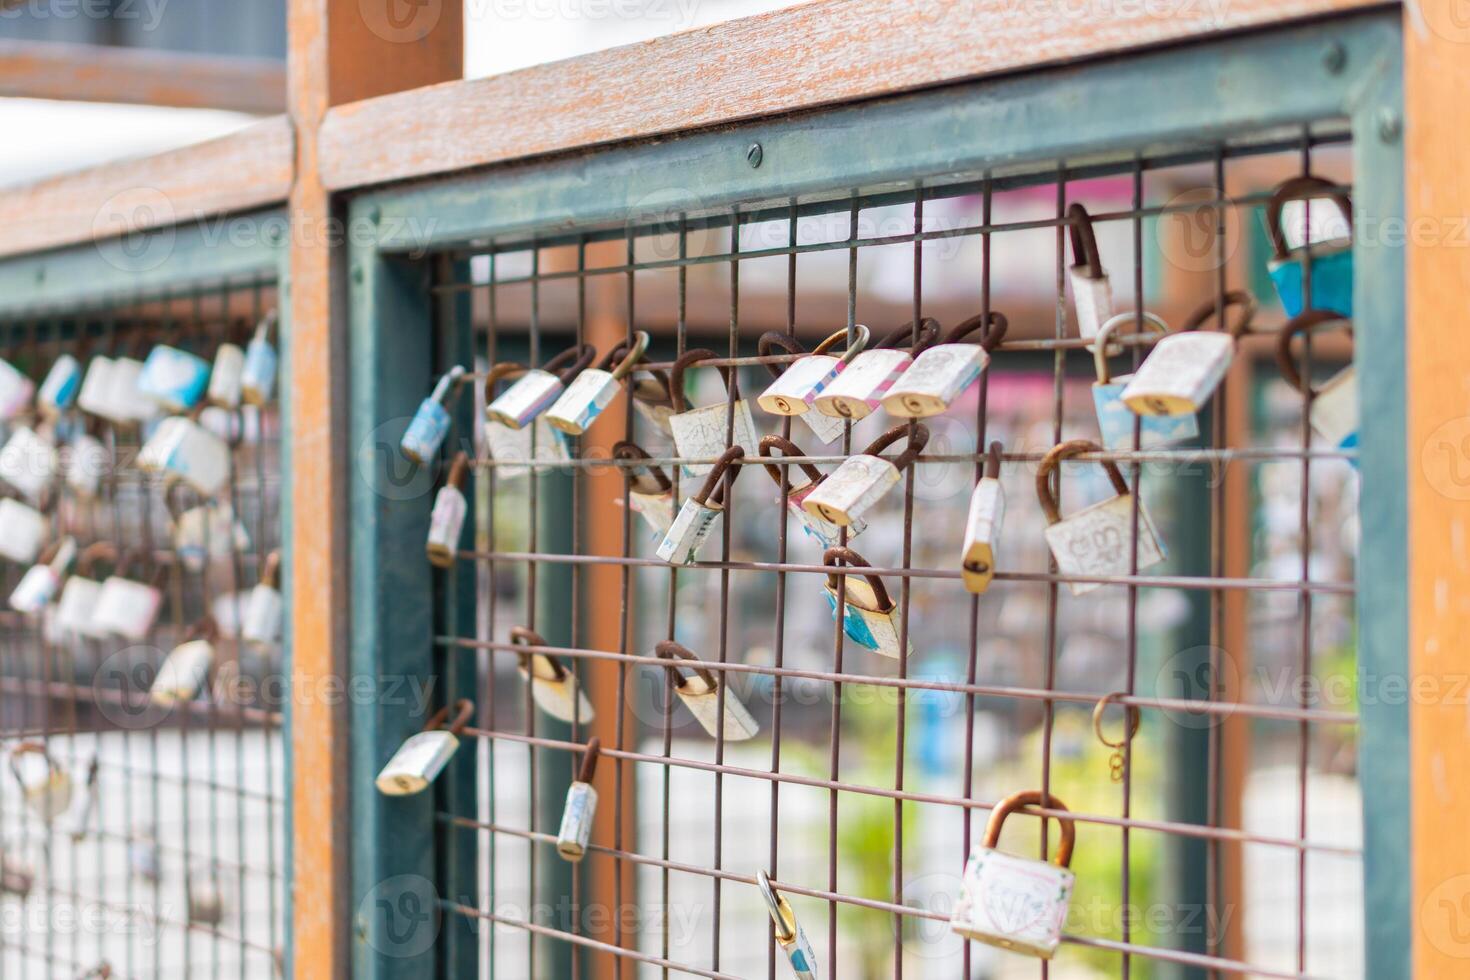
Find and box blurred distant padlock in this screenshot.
[168,484,251,572]
[950,790,1077,958]
[511,627,595,724]
[485,345,596,431]
[427,452,471,568]
[654,640,759,741]
[138,415,231,497]
[188,870,226,926]
[822,547,910,659]
[0,424,59,504]
[883,311,1008,418]
[756,326,869,443]
[401,365,467,465]
[10,536,76,614]
[545,332,650,436]
[961,443,1005,594]
[612,441,676,538]
[54,541,116,638]
[129,835,161,883]
[38,354,82,417]
[241,311,279,407]
[813,318,938,421]
[150,618,218,708]
[656,446,743,565]
[1067,203,1113,344]
[801,423,928,528]
[0,851,34,896]
[1037,440,1165,596]
[1088,312,1194,451]
[242,550,284,648]
[375,699,475,796]
[556,738,600,862]
[0,357,35,421]
[138,344,211,413]
[758,870,818,980]
[0,497,48,565]
[65,421,110,499]
[666,349,759,477]
[76,963,113,980]
[1122,291,1256,419]
[1277,309,1358,458]
[1265,176,1353,318]
[68,756,99,841]
[92,550,164,640]
[757,434,861,549]
[77,355,120,422]
[208,341,246,408]
[9,742,73,822]
[105,353,152,424]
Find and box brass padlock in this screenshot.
[38,353,82,417]
[1122,291,1256,418]
[1037,439,1165,595]
[242,550,285,648]
[427,452,470,568]
[241,311,280,407]
[9,741,73,822]
[1067,203,1113,344]
[375,698,475,796]
[961,443,1005,594]
[92,550,164,640]
[0,497,47,565]
[656,446,742,565]
[822,547,909,659]
[401,365,467,464]
[1277,310,1358,456]
[138,415,231,497]
[485,345,596,430]
[757,434,862,549]
[68,756,99,841]
[54,541,117,638]
[812,318,939,420]
[512,627,595,724]
[613,440,676,538]
[138,343,212,413]
[801,424,928,527]
[883,311,1008,418]
[951,790,1076,959]
[758,870,818,980]
[10,536,77,614]
[654,640,759,741]
[150,618,218,707]
[0,356,35,420]
[1089,312,1194,451]
[667,349,760,477]
[756,326,869,444]
[545,332,650,436]
[1265,176,1353,318]
[556,737,600,862]
[0,424,59,504]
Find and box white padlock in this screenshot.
[104,355,153,423]
[37,354,82,417]
[241,311,279,407]
[138,415,231,497]
[822,547,910,659]
[9,742,73,822]
[656,446,743,565]
[53,541,116,638]
[208,342,246,409]
[485,416,571,478]
[168,487,251,571]
[242,550,284,648]
[1277,310,1358,455]
[0,850,34,897]
[801,424,928,528]
[64,427,109,498]
[756,326,869,444]
[883,311,1008,418]
[1122,291,1256,418]
[629,366,677,436]
[401,365,467,465]
[758,870,819,980]
[77,356,119,422]
[556,737,601,862]
[0,497,48,565]
[1089,312,1196,451]
[1068,202,1114,344]
[188,870,226,925]
[757,434,862,549]
[10,536,77,614]
[92,551,164,640]
[0,358,35,420]
[149,619,218,707]
[511,627,595,724]
[1038,440,1165,596]
[427,451,471,568]
[485,346,596,431]
[951,790,1077,959]
[612,440,677,538]
[67,756,99,841]
[0,425,59,503]
[813,319,939,421]
[667,348,760,477]
[655,640,759,741]
[545,332,650,436]
[138,344,212,413]
[961,443,1005,594]
[375,699,475,796]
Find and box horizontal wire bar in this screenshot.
[0,674,285,726]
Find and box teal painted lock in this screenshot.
[1265,176,1353,318]
[822,546,909,659]
[241,311,279,407]
[37,354,82,417]
[401,365,466,465]
[758,870,818,979]
[138,344,211,413]
[1277,310,1358,463]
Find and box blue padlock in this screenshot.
[1090,312,1198,450]
[37,355,82,417]
[1265,176,1353,318]
[138,345,212,413]
[401,366,466,464]
[241,312,279,407]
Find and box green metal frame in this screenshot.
[348,12,1406,978]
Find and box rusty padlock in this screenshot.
[241,311,280,407]
[613,440,676,538]
[9,741,73,822]
[10,536,77,614]
[950,790,1076,959]
[54,541,116,638]
[0,497,48,565]
[1276,310,1357,456]
[656,446,742,565]
[138,414,231,497]
[375,699,475,796]
[667,349,759,477]
[0,356,35,421]
[758,434,861,549]
[756,326,870,444]
[150,618,217,707]
[822,547,909,659]
[1037,439,1165,596]
[401,365,467,464]
[485,345,596,430]
[1089,312,1193,451]
[1068,203,1114,344]
[801,424,928,528]
[961,443,1005,594]
[138,343,212,413]
[1122,291,1256,419]
[545,332,650,436]
[883,311,1008,418]
[556,737,600,862]
[654,640,759,741]
[92,550,165,640]
[1265,176,1353,318]
[813,318,939,420]
[512,627,595,724]
[427,452,470,568]
[242,550,284,648]
[758,870,818,980]
[0,424,59,504]
[168,484,251,572]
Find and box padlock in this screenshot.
[1121,291,1256,418]
[188,870,226,925]
[0,497,47,565]
[129,835,162,883]
[1068,202,1113,343]
[822,547,910,659]
[556,737,600,862]
[756,326,870,443]
[0,851,34,896]
[427,452,471,568]
[76,963,113,980]
[950,790,1077,959]
[654,640,759,741]
[9,741,74,822]
[0,357,35,420]
[138,415,231,497]
[104,355,153,423]
[241,311,279,407]
[656,446,743,565]
[758,870,818,980]
[485,345,596,430]
[92,550,164,640]
[150,618,218,707]
[0,424,59,503]
[482,362,570,478]
[64,427,109,499]
[511,626,595,724]
[801,424,928,528]
[612,440,676,538]
[10,536,77,614]
[1277,309,1358,455]
[54,541,116,638]
[1265,176,1353,318]
[375,699,475,796]
[545,332,650,436]
[207,342,246,408]
[1037,439,1165,596]
[883,311,1008,418]
[401,364,468,465]
[629,366,677,435]
[757,434,863,549]
[242,550,285,648]
[67,756,99,841]
[1089,312,1196,451]
[77,355,119,422]
[812,319,939,420]
[666,348,760,477]
[168,486,251,571]
[38,353,82,417]
[961,443,1005,594]
[138,344,211,413]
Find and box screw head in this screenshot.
[1378,108,1402,144]
[1321,41,1347,75]
[746,143,763,169]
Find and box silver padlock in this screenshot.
[10,536,77,614]
[1089,312,1195,451]
[427,452,471,568]
[241,311,279,407]
[485,345,596,431]
[950,790,1077,959]
[38,354,82,417]
[1038,439,1165,596]
[822,547,910,659]
[104,355,153,424]
[68,756,99,841]
[65,426,109,498]
[168,485,251,571]
[813,319,939,420]
[0,497,48,565]
[883,311,1008,418]
[511,627,595,724]
[613,440,676,538]
[9,741,73,822]
[92,551,164,640]
[0,424,58,504]
[1122,291,1256,419]
[54,541,116,638]
[656,447,742,565]
[1068,202,1113,343]
[667,348,760,477]
[801,424,928,528]
[756,326,869,443]
[758,870,818,980]
[545,332,650,436]
[208,342,246,409]
[961,443,1005,594]
[0,357,35,420]
[482,362,571,478]
[375,699,475,796]
[1277,310,1358,456]
[138,415,231,498]
[150,618,218,707]
[629,366,677,436]
[757,434,862,549]
[188,870,226,925]
[242,550,284,648]
[77,355,119,422]
[401,365,467,465]
[556,737,601,862]
[655,640,759,741]
[138,343,211,413]
[1265,176,1353,318]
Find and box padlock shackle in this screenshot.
[577,737,601,784]
[428,365,467,405]
[117,548,166,589]
[445,451,471,492]
[756,869,798,942]
[758,435,824,491]
[756,332,805,378]
[611,440,673,495]
[875,317,940,355]
[424,697,475,736]
[1035,439,1130,526]
[1092,312,1168,385]
[812,325,869,364]
[667,349,738,413]
[1265,175,1353,261]
[259,549,282,589]
[509,626,569,681]
[822,546,894,613]
[485,361,529,389]
[1276,310,1353,397]
[8,741,62,787]
[984,441,1003,481]
[185,616,220,644]
[77,540,119,578]
[252,310,278,345]
[1180,289,1258,338]
[1091,692,1141,750]
[858,423,930,473]
[692,446,744,508]
[942,311,1009,352]
[1067,203,1106,280]
[596,331,651,381]
[653,639,718,691]
[982,790,1076,868]
[629,368,674,409]
[540,344,598,386]
[36,535,75,572]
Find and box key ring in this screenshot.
[1091,692,1141,782]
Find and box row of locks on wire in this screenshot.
[0,310,287,936]
[378,175,1358,970]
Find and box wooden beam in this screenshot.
[0,39,285,113]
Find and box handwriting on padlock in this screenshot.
[486,346,596,431]
[656,447,742,565]
[656,641,759,741]
[801,424,927,528]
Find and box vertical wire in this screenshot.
[615,228,636,979]
[569,237,586,980]
[525,241,541,980]
[1295,134,1316,980]
[483,249,500,977]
